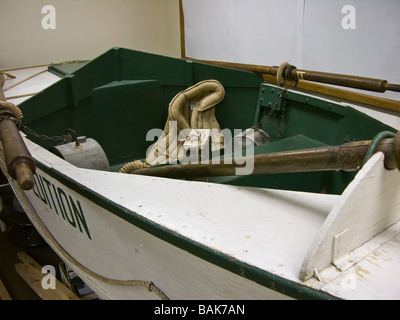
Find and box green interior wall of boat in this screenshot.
[19,47,396,194]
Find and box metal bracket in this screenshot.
[257,84,287,112]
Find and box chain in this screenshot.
[0,112,75,145]
[275,97,287,141]
[22,125,76,145]
[255,88,287,141]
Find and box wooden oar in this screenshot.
[186,58,400,93]
[130,132,400,179]
[0,74,35,190]
[186,57,400,113]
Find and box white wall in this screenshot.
[182,0,400,101]
[0,0,181,69]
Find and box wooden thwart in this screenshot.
[15,251,80,300]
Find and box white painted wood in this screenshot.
[4,162,293,299]
[319,223,400,300]
[1,136,339,299]
[300,152,400,281]
[1,67,60,105]
[30,138,339,283]
[2,130,400,299]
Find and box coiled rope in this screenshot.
[0,100,24,120]
[119,159,149,174]
[276,61,290,86]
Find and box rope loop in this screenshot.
[0,100,23,120]
[276,62,290,86]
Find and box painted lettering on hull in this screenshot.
[32,172,92,240]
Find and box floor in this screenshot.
[0,181,62,300]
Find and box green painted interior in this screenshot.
[20,47,396,195]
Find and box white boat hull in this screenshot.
[2,53,400,300]
[2,139,297,300]
[3,133,400,300]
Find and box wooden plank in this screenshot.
[0,278,12,300]
[320,230,400,300]
[15,251,80,300]
[15,263,60,300]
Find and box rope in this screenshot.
[3,69,47,92]
[119,160,149,173]
[362,131,396,165]
[0,72,16,79]
[276,62,290,86]
[0,100,24,120]
[5,92,38,100]
[10,176,170,300]
[0,103,166,297]
[1,59,90,94]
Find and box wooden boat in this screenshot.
[1,47,400,300]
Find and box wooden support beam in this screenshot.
[15,251,80,300]
[0,278,12,300]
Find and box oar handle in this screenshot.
[0,74,35,190]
